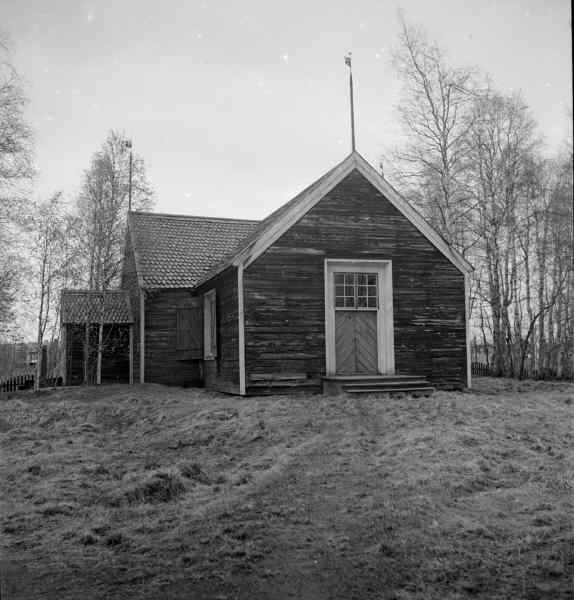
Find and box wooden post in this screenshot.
[140,292,145,383]
[96,322,103,385]
[41,345,48,381]
[129,324,134,385]
[238,265,246,395]
[83,322,89,384]
[61,325,67,386]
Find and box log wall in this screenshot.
[143,289,202,387]
[243,170,467,389]
[196,267,240,393]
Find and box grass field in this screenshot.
[1,378,573,599]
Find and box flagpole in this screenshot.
[124,139,133,212]
[345,53,356,152]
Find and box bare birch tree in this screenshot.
[28,193,73,390]
[389,17,476,254]
[0,35,34,328]
[74,130,153,291]
[467,90,541,375]
[388,18,574,380]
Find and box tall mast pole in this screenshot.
[125,139,133,212]
[345,53,356,152]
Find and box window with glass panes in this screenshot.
[334,272,378,309]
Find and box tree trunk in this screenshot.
[96,322,103,385]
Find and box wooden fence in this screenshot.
[0,374,35,394]
[0,374,63,396]
[471,362,491,377]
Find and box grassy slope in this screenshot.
[1,379,573,599]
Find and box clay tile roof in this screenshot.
[61,290,133,324]
[195,157,350,286]
[129,212,259,289]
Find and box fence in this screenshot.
[0,374,35,394]
[471,362,491,377]
[0,373,63,396]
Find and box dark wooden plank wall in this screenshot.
[143,289,202,387]
[120,232,140,383]
[65,324,86,386]
[65,324,130,385]
[196,266,240,393]
[100,325,130,383]
[244,170,467,389]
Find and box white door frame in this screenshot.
[324,259,395,376]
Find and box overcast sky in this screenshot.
[2,0,572,221]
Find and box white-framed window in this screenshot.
[203,289,217,360]
[334,271,379,309]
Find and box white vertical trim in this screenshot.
[384,262,395,373]
[203,289,217,360]
[324,261,334,374]
[324,259,395,376]
[238,266,246,395]
[465,272,472,389]
[139,292,145,383]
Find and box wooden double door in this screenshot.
[334,271,378,373]
[325,261,395,376]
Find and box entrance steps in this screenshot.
[247,373,322,396]
[322,374,435,397]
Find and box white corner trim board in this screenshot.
[238,265,246,395]
[465,271,472,389]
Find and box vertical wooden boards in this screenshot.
[354,311,378,373]
[335,312,355,373]
[176,306,203,358]
[335,311,378,374]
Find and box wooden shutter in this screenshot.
[177,307,203,359]
[203,289,217,359]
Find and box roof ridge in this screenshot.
[130,210,259,224]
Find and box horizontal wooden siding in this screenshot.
[244,170,467,389]
[196,267,240,393]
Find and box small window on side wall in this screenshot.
[203,289,217,360]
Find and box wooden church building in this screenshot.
[62,151,472,395]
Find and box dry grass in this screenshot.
[1,378,573,599]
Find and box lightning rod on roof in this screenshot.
[344,52,356,152]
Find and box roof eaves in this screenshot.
[194,153,356,287]
[352,152,473,274]
[237,153,357,268]
[60,289,134,324]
